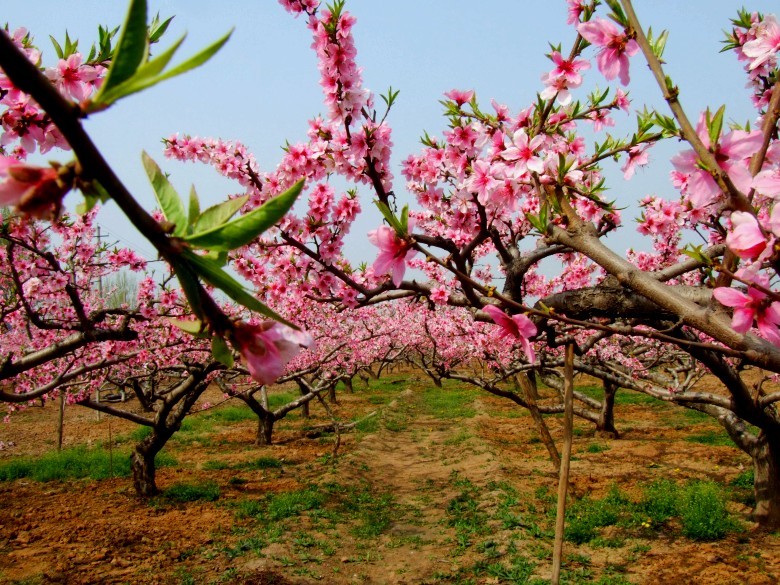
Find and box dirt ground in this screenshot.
[0,374,778,584]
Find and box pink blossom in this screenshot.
[430,286,449,305]
[501,129,545,175]
[621,145,650,180]
[742,15,780,71]
[483,304,537,363]
[0,157,68,218]
[44,53,100,102]
[725,211,767,260]
[752,168,780,199]
[233,321,314,385]
[540,51,590,105]
[368,223,418,286]
[444,89,474,107]
[713,273,780,345]
[577,18,639,85]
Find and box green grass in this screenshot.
[678,480,739,540]
[639,479,678,526]
[0,446,175,482]
[565,486,627,544]
[267,486,326,520]
[418,381,478,419]
[446,475,491,552]
[684,430,735,447]
[162,480,220,503]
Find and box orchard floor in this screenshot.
[0,373,779,584]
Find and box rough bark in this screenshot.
[256,412,275,446]
[131,429,172,497]
[750,430,780,529]
[596,381,619,439]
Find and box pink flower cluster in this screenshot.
[1,30,104,158]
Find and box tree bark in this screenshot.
[596,381,619,439]
[256,412,275,446]
[131,429,170,497]
[750,430,780,529]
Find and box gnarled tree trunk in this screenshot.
[750,430,780,529]
[256,411,276,446]
[596,381,619,439]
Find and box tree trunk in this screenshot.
[596,381,619,439]
[299,387,310,419]
[343,377,354,393]
[751,430,780,529]
[131,434,165,497]
[328,384,337,404]
[256,413,275,446]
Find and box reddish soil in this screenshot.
[0,375,778,584]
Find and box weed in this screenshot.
[730,469,754,489]
[565,486,627,544]
[585,443,610,454]
[639,479,678,527]
[341,484,395,538]
[163,480,220,503]
[0,446,174,482]
[446,476,491,552]
[242,456,283,470]
[267,486,325,520]
[678,480,738,540]
[418,382,478,419]
[684,430,735,447]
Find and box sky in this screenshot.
[3,1,778,267]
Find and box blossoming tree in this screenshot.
[163,0,780,527]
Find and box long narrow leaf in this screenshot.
[184,179,302,251]
[188,185,201,227]
[154,29,233,82]
[94,0,148,100]
[183,250,295,328]
[94,35,185,106]
[142,151,187,236]
[191,195,248,235]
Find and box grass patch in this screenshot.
[585,442,610,454]
[268,486,325,520]
[678,480,739,540]
[162,480,220,503]
[418,381,478,419]
[0,446,175,482]
[203,404,255,424]
[684,430,735,447]
[639,479,678,527]
[446,475,491,552]
[341,485,395,538]
[565,486,627,544]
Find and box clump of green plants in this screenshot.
[639,478,678,527]
[565,486,627,544]
[163,480,220,503]
[678,480,738,540]
[0,446,175,482]
[446,475,491,552]
[267,486,326,520]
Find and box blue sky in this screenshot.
[4,1,777,265]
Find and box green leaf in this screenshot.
[142,151,187,235]
[183,179,302,252]
[49,35,64,59]
[706,105,726,147]
[191,195,248,235]
[145,28,232,85]
[374,200,404,234]
[172,259,205,320]
[182,250,296,328]
[211,335,234,368]
[94,35,185,106]
[400,205,409,232]
[188,185,201,227]
[149,13,174,43]
[94,0,149,100]
[168,318,208,337]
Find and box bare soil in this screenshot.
[0,374,778,584]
